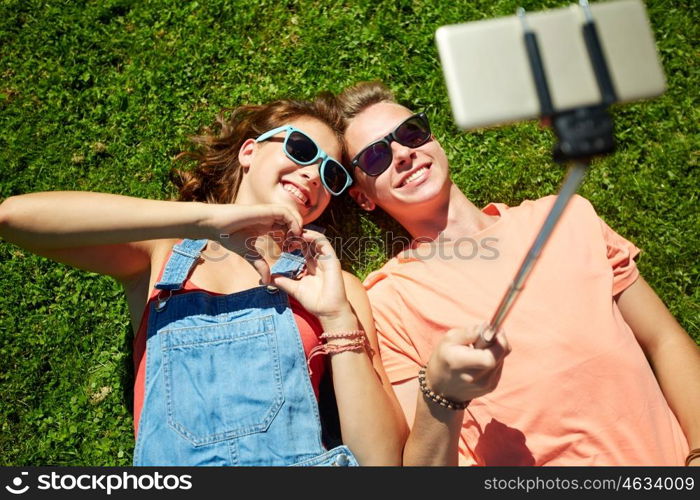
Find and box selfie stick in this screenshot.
[484,0,617,341]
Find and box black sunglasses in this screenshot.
[351,112,431,177]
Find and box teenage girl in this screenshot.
[0,94,408,466]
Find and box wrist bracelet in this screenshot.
[418,366,470,411]
[307,331,368,376]
[320,330,366,340]
[685,448,700,466]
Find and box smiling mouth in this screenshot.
[282,182,310,207]
[399,165,430,187]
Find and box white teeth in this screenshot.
[401,167,428,186]
[283,183,308,205]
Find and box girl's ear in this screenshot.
[238,138,257,171]
[349,186,376,211]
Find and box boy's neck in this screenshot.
[398,183,498,242]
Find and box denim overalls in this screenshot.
[133,238,358,466]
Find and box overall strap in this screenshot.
[155,240,306,294]
[155,239,209,291]
[269,249,306,279]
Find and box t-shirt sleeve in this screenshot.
[364,271,423,384]
[598,217,641,296]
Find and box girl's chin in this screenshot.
[278,199,322,224]
[271,191,307,214]
[269,188,329,225]
[302,208,324,225]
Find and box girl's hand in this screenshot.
[425,325,511,404]
[269,229,351,320]
[201,203,303,282]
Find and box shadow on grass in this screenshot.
[120,324,135,417]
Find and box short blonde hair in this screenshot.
[337,81,396,123]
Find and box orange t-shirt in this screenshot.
[365,195,688,465]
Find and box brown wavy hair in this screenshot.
[170,92,344,204]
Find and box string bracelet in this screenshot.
[320,330,366,341]
[685,448,700,466]
[307,330,368,376]
[418,366,470,410]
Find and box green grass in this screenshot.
[0,0,697,465]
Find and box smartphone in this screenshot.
[435,0,666,130]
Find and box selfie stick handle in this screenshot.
[487,161,588,334]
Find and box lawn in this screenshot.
[0,0,697,465]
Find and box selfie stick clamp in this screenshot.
[484,0,617,340]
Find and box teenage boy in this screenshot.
[339,82,699,466]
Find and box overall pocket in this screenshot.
[290,445,359,467]
[160,314,284,446]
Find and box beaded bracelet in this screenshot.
[685,448,700,466]
[418,366,470,410]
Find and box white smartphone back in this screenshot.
[435,0,666,130]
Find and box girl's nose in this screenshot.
[298,163,321,186]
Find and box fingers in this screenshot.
[472,328,510,368]
[269,205,303,237]
[443,326,480,347]
[244,248,271,284]
[491,328,512,358]
[285,229,339,276]
[439,326,510,376]
[473,323,502,350]
[269,274,297,296]
[477,356,506,393]
[426,324,511,401]
[299,229,337,258]
[446,345,499,374]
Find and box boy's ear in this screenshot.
[349,186,376,212]
[238,139,257,170]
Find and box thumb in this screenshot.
[244,249,271,284]
[442,326,480,347]
[269,274,298,296]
